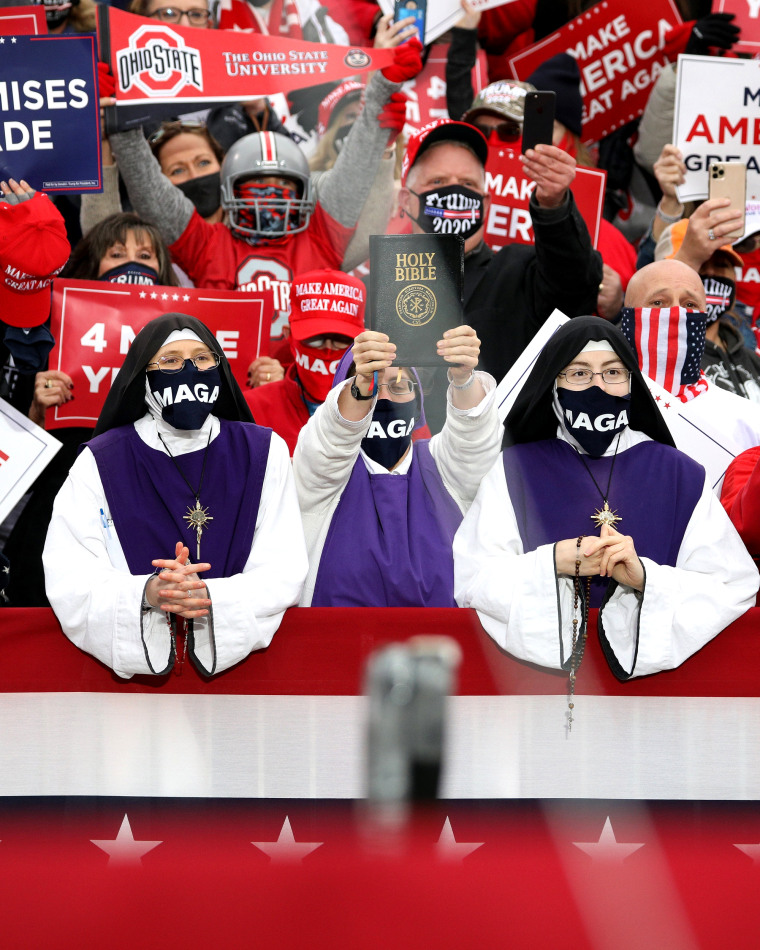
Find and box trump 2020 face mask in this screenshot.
[408,185,484,238]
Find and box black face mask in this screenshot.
[702,275,736,325]
[409,184,484,239]
[361,398,416,470]
[332,125,351,153]
[44,0,75,29]
[3,325,55,373]
[98,262,159,285]
[147,363,221,430]
[177,172,222,220]
[557,386,631,458]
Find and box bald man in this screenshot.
[621,260,760,490]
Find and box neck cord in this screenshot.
[573,431,622,504]
[157,429,212,501]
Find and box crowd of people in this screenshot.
[2,0,759,686]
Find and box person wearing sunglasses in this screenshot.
[43,313,307,679]
[292,325,502,608]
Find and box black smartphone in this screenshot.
[521,90,556,153]
[393,0,426,44]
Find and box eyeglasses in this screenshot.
[557,367,631,387]
[377,379,417,396]
[148,120,207,148]
[148,7,212,25]
[301,336,352,350]
[471,121,521,143]
[146,352,221,374]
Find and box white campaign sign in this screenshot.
[0,397,62,527]
[673,54,760,203]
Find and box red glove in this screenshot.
[380,38,423,84]
[98,61,116,98]
[378,92,408,147]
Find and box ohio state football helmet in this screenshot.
[221,131,314,240]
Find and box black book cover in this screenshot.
[368,234,464,367]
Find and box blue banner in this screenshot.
[0,33,102,193]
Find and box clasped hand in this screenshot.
[146,541,211,619]
[555,524,644,591]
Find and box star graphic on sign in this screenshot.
[139,291,147,299]
[572,817,644,865]
[654,394,661,401]
[183,294,191,301]
[664,402,671,409]
[734,842,760,864]
[91,814,162,868]
[150,291,158,299]
[436,817,484,861]
[161,292,169,300]
[11,36,17,43]
[0,37,5,44]
[251,816,323,863]
[172,293,180,300]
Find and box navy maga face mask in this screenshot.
[98,262,159,285]
[147,363,221,430]
[361,398,416,469]
[557,386,630,458]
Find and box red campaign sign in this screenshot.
[716,0,760,53]
[0,5,46,35]
[400,43,488,132]
[507,0,682,143]
[48,280,272,430]
[483,146,605,251]
[103,6,395,104]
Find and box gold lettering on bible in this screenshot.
[394,251,437,282]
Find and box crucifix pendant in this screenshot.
[183,500,213,560]
[591,500,621,531]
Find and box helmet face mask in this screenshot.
[221,131,314,241]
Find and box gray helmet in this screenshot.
[220,131,314,240]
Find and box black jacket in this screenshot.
[464,192,603,382]
[702,321,760,403]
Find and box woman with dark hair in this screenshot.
[43,313,306,679]
[454,316,757,687]
[63,211,178,287]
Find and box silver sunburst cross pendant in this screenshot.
[184,501,213,559]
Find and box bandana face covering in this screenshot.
[234,180,300,236]
[361,398,416,469]
[98,262,159,285]
[177,172,222,220]
[409,184,484,239]
[618,306,707,390]
[557,386,631,458]
[147,363,221,430]
[702,275,736,325]
[291,340,344,403]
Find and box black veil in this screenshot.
[503,316,675,449]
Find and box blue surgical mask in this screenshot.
[98,262,159,285]
[557,386,630,458]
[147,363,221,430]
[361,398,416,469]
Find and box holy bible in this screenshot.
[368,234,464,366]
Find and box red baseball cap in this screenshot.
[290,269,366,342]
[0,193,70,328]
[401,119,489,185]
[316,80,365,139]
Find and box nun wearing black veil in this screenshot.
[454,317,757,682]
[43,313,307,679]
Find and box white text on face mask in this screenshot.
[366,418,416,438]
[154,383,220,406]
[565,409,629,431]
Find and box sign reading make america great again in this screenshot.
[507,0,682,144]
[102,7,395,106]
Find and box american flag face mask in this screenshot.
[619,306,707,394]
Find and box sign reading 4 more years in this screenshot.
[674,55,760,203]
